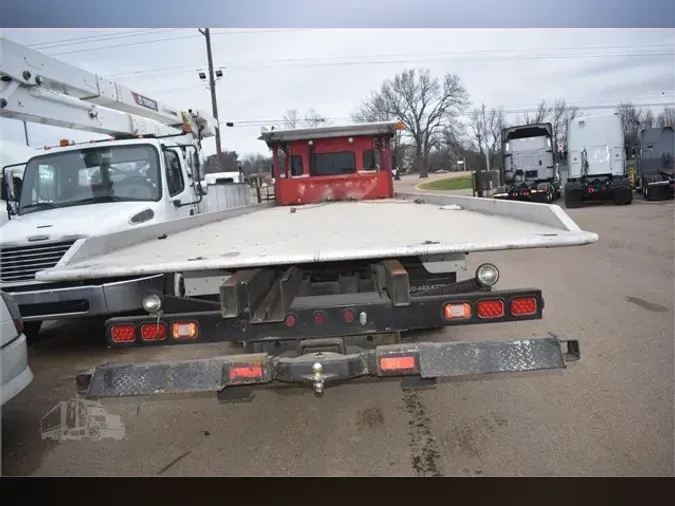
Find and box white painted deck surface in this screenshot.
[37,196,599,282]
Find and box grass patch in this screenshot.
[416,175,473,191]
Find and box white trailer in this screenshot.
[564,112,633,207]
[0,37,251,337]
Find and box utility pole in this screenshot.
[22,121,29,146]
[198,28,223,171]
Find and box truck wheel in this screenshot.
[564,189,582,208]
[613,186,632,205]
[23,321,43,341]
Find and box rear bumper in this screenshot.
[4,274,165,322]
[1,334,33,405]
[77,336,580,399]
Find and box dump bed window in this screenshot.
[312,152,356,176]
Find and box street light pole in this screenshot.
[198,28,223,171]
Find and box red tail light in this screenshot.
[477,299,505,318]
[141,323,167,341]
[284,314,297,327]
[511,297,537,316]
[313,311,326,325]
[111,325,136,343]
[380,356,415,371]
[342,309,355,323]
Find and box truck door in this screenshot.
[162,148,198,219]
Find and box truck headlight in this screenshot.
[476,263,499,287]
[141,293,163,313]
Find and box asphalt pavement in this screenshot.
[1,188,673,477]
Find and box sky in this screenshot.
[1,28,674,157]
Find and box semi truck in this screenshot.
[493,122,560,203]
[636,126,674,201]
[29,120,599,400]
[0,37,251,339]
[564,113,633,208]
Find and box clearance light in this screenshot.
[229,366,263,380]
[141,323,167,341]
[477,299,505,318]
[380,356,415,371]
[511,297,537,316]
[111,324,136,343]
[284,314,297,327]
[394,121,405,130]
[443,302,471,320]
[172,322,197,340]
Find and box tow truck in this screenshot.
[564,113,633,208]
[493,122,560,203]
[637,126,674,201]
[0,37,251,338]
[29,120,599,400]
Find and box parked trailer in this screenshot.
[494,123,560,203]
[637,126,674,201]
[34,122,598,400]
[564,113,633,208]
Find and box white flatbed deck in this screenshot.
[36,193,598,282]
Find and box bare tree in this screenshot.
[618,102,644,153]
[549,99,578,158]
[657,106,675,128]
[353,68,470,177]
[469,104,505,170]
[521,100,552,125]
[282,108,301,129]
[304,107,327,128]
[642,109,655,129]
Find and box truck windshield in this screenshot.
[508,136,549,152]
[18,145,161,215]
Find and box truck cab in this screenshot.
[637,126,674,201]
[0,136,208,336]
[259,122,402,205]
[564,113,633,208]
[494,122,560,203]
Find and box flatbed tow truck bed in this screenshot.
[36,192,598,400]
[36,192,596,282]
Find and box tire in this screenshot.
[565,189,582,209]
[644,184,651,201]
[23,321,43,341]
[88,426,101,441]
[613,186,632,206]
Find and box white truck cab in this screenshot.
[0,36,251,337]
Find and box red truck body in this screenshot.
[259,121,401,206]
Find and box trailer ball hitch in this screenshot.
[312,362,325,395]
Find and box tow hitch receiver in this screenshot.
[77,337,580,399]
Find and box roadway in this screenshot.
[1,183,673,477]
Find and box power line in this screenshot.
[27,30,178,49]
[221,101,675,128]
[45,29,291,57]
[106,47,674,82]
[108,42,675,79]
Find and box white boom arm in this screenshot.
[0,37,217,139]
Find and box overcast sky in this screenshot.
[1,28,673,157]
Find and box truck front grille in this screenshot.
[0,240,75,282]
